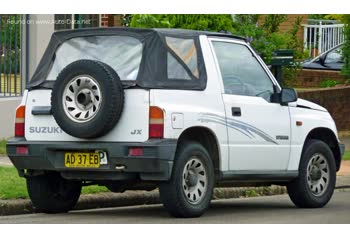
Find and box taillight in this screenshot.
[149,106,164,139]
[15,105,25,137]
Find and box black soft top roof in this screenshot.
[28,27,247,90]
[51,27,247,41]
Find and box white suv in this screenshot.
[7,28,345,218]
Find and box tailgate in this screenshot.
[25,89,150,142]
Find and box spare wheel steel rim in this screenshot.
[306,153,330,197]
[62,75,102,123]
[182,157,208,204]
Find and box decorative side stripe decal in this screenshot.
[198,113,278,145]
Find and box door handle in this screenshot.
[231,107,241,117]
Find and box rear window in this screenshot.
[47,35,143,81]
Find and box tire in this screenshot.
[287,139,336,208]
[159,141,215,218]
[51,59,124,139]
[27,172,82,213]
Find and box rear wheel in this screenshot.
[27,172,82,213]
[287,139,336,208]
[159,141,214,218]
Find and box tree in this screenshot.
[0,15,21,50]
[130,15,171,28]
[0,15,21,74]
[130,14,234,33]
[232,14,292,63]
[308,14,343,21]
[262,15,288,34]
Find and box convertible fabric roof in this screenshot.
[28,27,247,90]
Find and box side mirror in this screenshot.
[280,88,298,104]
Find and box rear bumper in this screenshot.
[6,138,177,181]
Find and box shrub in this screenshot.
[341,15,350,81]
[319,79,339,88]
[0,15,21,50]
[233,15,307,63]
[130,14,171,28]
[130,14,235,33]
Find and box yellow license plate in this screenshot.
[64,152,100,168]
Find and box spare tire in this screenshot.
[51,60,124,139]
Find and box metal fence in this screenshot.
[303,20,345,59]
[0,14,21,97]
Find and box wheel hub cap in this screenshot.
[182,157,207,204]
[310,166,322,181]
[186,171,198,187]
[62,75,102,123]
[77,90,92,107]
[307,153,330,196]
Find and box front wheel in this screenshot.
[159,141,214,218]
[27,172,82,213]
[287,139,336,208]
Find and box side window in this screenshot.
[167,53,191,80]
[165,37,199,80]
[212,41,275,102]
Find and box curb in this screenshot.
[0,186,286,216]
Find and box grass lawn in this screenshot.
[0,166,109,200]
[343,150,350,161]
[0,139,6,155]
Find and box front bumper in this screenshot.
[337,143,345,172]
[339,143,345,158]
[6,138,177,181]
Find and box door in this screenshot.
[211,39,291,171]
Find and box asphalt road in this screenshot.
[1,190,350,224]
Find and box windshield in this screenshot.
[324,46,343,64]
